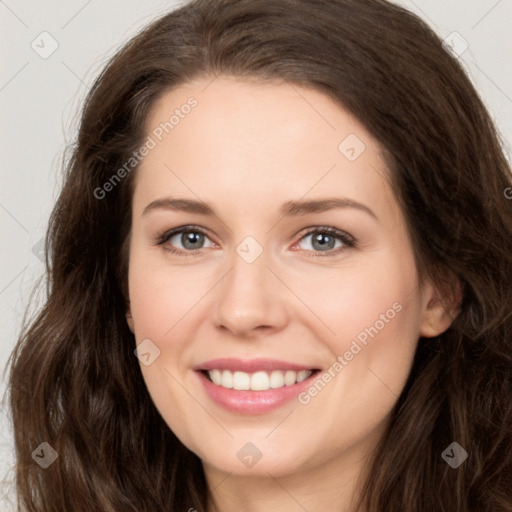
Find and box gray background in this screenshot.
[1,0,511,508]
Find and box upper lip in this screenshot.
[194,358,318,373]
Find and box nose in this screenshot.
[213,247,289,338]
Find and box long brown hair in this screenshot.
[6,0,512,510]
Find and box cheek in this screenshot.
[293,248,423,384]
[302,249,418,319]
[127,243,205,339]
[127,249,210,446]
[286,252,424,446]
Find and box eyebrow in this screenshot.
[142,197,378,221]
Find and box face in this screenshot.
[126,76,452,480]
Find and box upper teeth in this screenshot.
[207,369,313,391]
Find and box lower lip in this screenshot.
[196,370,320,414]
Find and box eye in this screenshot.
[155,226,215,255]
[155,225,356,258]
[293,226,356,257]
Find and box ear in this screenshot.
[419,274,463,338]
[126,307,135,333]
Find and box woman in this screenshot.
[7,0,512,510]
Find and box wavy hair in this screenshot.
[6,0,512,510]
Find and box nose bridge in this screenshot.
[213,239,287,336]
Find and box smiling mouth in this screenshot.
[201,368,321,391]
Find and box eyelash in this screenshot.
[154,225,356,258]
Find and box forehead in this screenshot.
[143,75,374,161]
[133,76,399,224]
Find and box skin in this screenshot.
[125,76,457,512]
